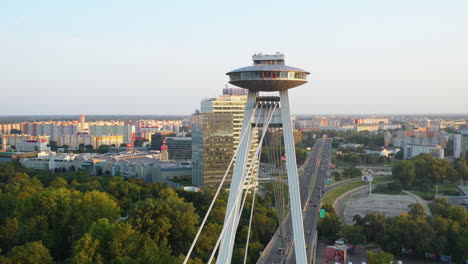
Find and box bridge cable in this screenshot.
[207,102,276,263]
[182,103,261,264]
[243,101,277,264]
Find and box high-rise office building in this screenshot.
[192,112,234,188]
[166,137,192,160]
[454,131,468,158]
[192,88,259,189]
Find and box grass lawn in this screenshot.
[322,176,393,205]
[410,183,460,200]
[373,175,393,183]
[323,181,367,205]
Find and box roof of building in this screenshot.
[227,64,309,74]
[166,137,192,141]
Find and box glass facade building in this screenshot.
[166,137,192,160]
[191,92,259,189]
[192,112,234,188]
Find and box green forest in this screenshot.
[318,153,468,263]
[319,201,468,263]
[0,161,278,264]
[392,154,468,196]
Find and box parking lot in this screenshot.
[343,192,422,225]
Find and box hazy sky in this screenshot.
[1,0,467,115]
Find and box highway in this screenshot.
[257,138,332,264]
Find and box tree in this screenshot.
[98,145,110,154]
[408,203,426,219]
[445,206,468,226]
[295,147,307,164]
[48,141,58,151]
[352,214,366,226]
[392,160,415,188]
[412,156,434,192]
[5,241,53,264]
[369,135,385,148]
[453,158,468,182]
[366,250,393,264]
[129,188,199,255]
[431,158,459,183]
[261,146,307,166]
[318,204,342,241]
[343,167,362,178]
[0,217,19,251]
[50,177,68,188]
[72,219,176,264]
[2,173,45,198]
[364,213,386,243]
[347,153,362,165]
[342,225,366,245]
[429,197,449,216]
[387,182,402,193]
[394,148,404,160]
[71,234,102,264]
[364,154,378,164]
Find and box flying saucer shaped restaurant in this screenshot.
[226,53,310,92]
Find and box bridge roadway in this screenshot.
[257,138,331,264]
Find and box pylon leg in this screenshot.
[217,91,257,264]
[280,89,308,264]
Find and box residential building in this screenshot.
[3,134,49,147]
[393,129,444,147]
[404,144,444,159]
[16,139,50,152]
[57,134,94,149]
[354,118,389,125]
[94,135,123,148]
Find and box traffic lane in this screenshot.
[287,146,329,263]
[259,140,329,263]
[288,180,322,263]
[260,144,324,263]
[286,143,326,263]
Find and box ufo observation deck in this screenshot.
[226,53,310,91]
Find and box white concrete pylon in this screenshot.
[217,90,258,264]
[280,89,307,264]
[216,91,307,264]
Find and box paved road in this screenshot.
[258,138,332,264]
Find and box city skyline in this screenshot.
[1,0,467,115]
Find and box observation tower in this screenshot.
[227,53,309,91]
[218,53,310,264]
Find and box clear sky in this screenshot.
[1,0,467,115]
